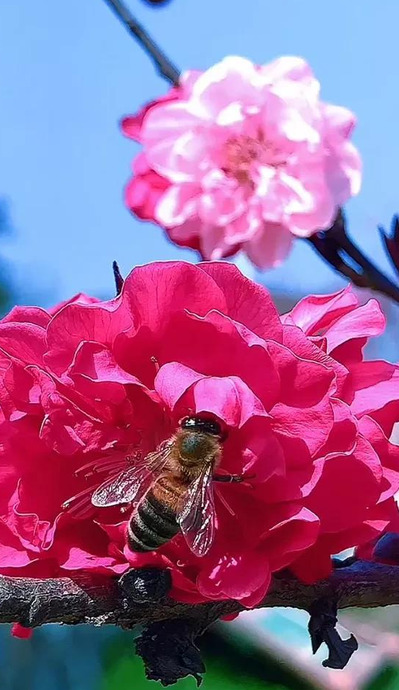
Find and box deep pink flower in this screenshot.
[122,57,361,268]
[121,78,191,226]
[0,265,397,606]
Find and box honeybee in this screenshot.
[91,416,247,557]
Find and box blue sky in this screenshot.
[1,0,399,305]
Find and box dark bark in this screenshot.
[308,210,399,304]
[2,561,398,629]
[102,0,180,85]
[112,260,124,295]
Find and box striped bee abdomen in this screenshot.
[127,482,181,553]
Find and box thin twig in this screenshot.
[329,212,399,303]
[102,0,180,85]
[379,215,399,278]
[342,237,399,302]
[112,260,124,295]
[308,211,399,304]
[307,234,369,289]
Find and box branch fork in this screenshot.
[308,210,399,304]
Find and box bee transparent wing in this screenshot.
[177,465,216,557]
[91,442,173,508]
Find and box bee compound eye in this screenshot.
[199,418,222,436]
[180,415,225,437]
[181,416,196,430]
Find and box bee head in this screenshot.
[181,416,223,437]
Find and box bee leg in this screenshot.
[214,473,252,483]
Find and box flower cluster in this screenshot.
[122,56,361,268]
[0,262,397,605]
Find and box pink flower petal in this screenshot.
[156,183,200,226]
[283,286,358,333]
[190,56,264,120]
[199,262,283,341]
[245,222,293,268]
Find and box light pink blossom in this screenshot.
[123,56,361,268]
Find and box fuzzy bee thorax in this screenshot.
[175,429,221,464]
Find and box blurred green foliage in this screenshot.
[101,631,314,690]
[366,666,399,690]
[101,654,285,690]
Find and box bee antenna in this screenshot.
[112,261,124,296]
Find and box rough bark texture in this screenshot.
[1,561,398,628]
[1,561,397,684]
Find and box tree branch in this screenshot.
[2,561,398,683]
[2,561,398,629]
[102,0,180,85]
[307,210,399,305]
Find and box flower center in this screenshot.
[221,132,287,186]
